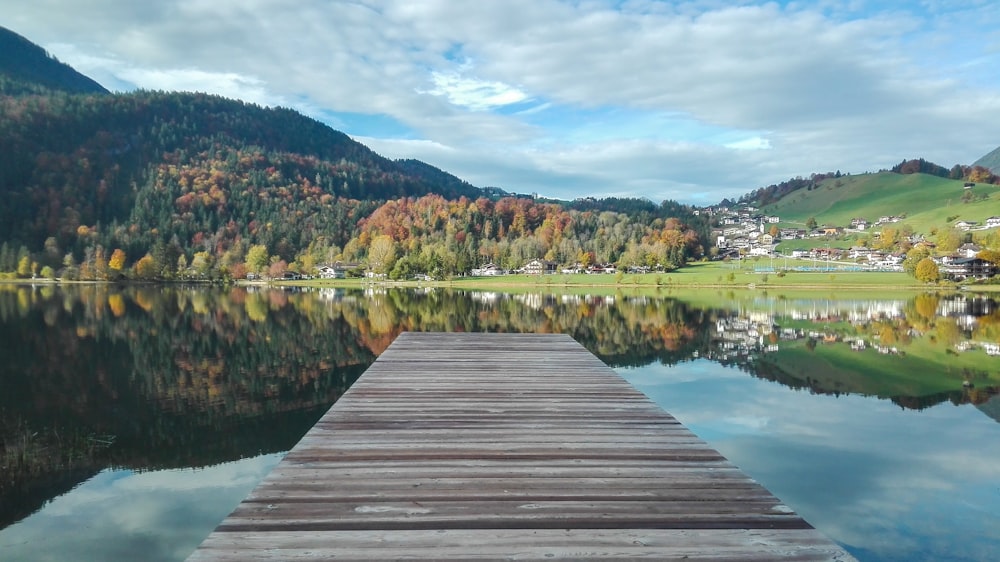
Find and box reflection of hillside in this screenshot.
[3,285,999,531]
[698,294,1000,410]
[362,289,709,368]
[0,285,374,530]
[977,394,1000,424]
[0,465,99,530]
[1,286,373,439]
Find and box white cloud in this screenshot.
[725,137,772,151]
[5,0,1000,203]
[423,70,530,110]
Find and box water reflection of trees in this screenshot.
[0,284,372,529]
[2,285,998,530]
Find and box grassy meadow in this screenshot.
[761,171,1000,233]
[288,260,953,294]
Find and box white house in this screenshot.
[471,263,504,276]
[957,243,982,258]
[523,259,557,275]
[317,262,361,279]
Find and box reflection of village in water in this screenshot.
[312,286,999,364]
[307,287,1000,417]
[708,296,998,361]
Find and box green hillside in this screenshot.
[761,172,1000,233]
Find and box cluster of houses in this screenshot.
[706,205,782,257]
[955,216,1000,231]
[700,203,999,280]
[706,204,915,260]
[472,260,621,276]
[936,245,998,280]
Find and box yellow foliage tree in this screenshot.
[108,248,127,272]
[915,258,940,283]
[16,255,31,278]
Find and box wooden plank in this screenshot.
[189,332,854,561]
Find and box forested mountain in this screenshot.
[0,90,491,274]
[0,26,108,96]
[0,27,706,280]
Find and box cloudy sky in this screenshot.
[4,1,999,203]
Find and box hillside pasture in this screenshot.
[763,172,1000,234]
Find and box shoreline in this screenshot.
[2,271,998,293]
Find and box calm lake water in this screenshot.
[1,285,998,561]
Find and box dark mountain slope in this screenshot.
[0,90,482,259]
[0,26,108,95]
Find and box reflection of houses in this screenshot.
[523,259,558,275]
[937,296,996,320]
[316,288,345,301]
[470,291,501,304]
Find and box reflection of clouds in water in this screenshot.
[622,358,742,387]
[717,414,770,432]
[0,454,282,562]
[620,361,1000,562]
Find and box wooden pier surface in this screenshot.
[189,332,854,561]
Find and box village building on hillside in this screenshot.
[956,243,982,258]
[317,261,362,279]
[523,259,558,275]
[471,263,504,276]
[940,257,998,281]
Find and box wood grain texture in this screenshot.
[189,332,855,561]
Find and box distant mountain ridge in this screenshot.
[973,145,1000,174]
[0,89,484,255]
[0,26,709,282]
[0,25,108,95]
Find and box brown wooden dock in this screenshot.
[189,332,854,561]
